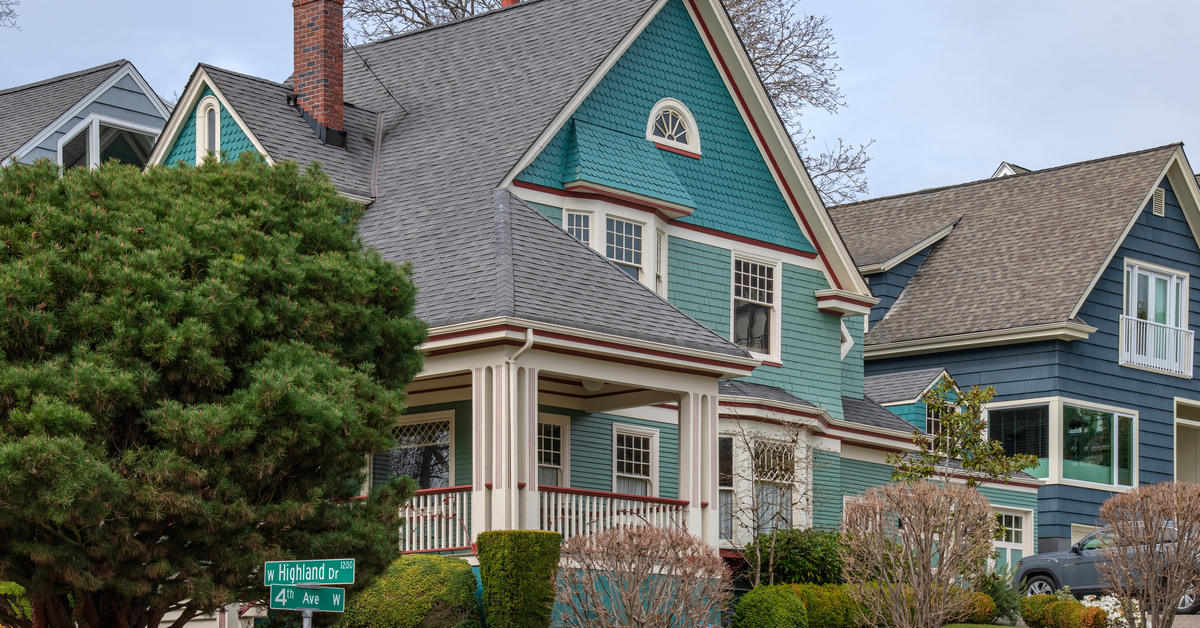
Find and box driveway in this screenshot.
[1178,613,1200,628]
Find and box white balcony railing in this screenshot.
[1120,315,1194,377]
[401,486,472,553]
[539,486,688,542]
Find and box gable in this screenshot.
[163,86,258,165]
[515,0,815,254]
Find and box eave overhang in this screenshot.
[561,179,695,219]
[815,289,878,317]
[856,221,958,275]
[864,320,1097,360]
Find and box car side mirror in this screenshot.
[1070,542,1082,554]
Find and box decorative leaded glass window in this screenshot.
[753,440,794,532]
[606,217,642,280]
[719,436,733,540]
[733,259,775,353]
[388,420,451,489]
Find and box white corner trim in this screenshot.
[864,320,1097,359]
[856,221,957,275]
[645,97,701,156]
[839,320,854,360]
[147,67,274,167]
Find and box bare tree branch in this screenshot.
[345,0,500,40]
[0,0,19,30]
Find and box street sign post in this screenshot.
[263,559,355,586]
[269,584,346,613]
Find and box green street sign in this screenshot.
[269,584,345,612]
[263,559,355,586]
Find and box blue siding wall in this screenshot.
[568,412,680,500]
[667,236,732,335]
[163,86,257,165]
[526,201,563,226]
[516,0,815,254]
[865,245,932,329]
[886,401,927,431]
[842,315,865,400]
[811,449,842,529]
[23,74,166,164]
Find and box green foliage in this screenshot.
[1023,598,1106,628]
[0,581,31,624]
[0,157,426,628]
[477,530,562,628]
[746,529,844,585]
[963,592,996,624]
[1052,587,1075,603]
[790,584,858,628]
[979,571,1021,623]
[341,554,480,628]
[733,584,808,628]
[1022,594,1056,628]
[886,377,1040,487]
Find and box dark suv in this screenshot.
[1011,528,1199,614]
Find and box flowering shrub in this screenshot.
[1081,595,1147,628]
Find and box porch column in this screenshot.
[519,366,540,531]
[700,393,719,546]
[485,362,539,532]
[471,366,492,541]
[678,392,706,541]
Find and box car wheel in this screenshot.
[1179,585,1200,615]
[1025,575,1056,597]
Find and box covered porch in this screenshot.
[376,323,757,553]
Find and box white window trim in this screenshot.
[393,409,456,487]
[730,251,782,363]
[605,215,646,281]
[984,396,1138,491]
[839,319,855,360]
[196,95,222,163]
[612,423,659,497]
[564,210,593,248]
[1120,258,1192,378]
[993,506,1035,566]
[537,413,571,487]
[1122,258,1189,327]
[656,228,668,298]
[56,113,162,170]
[646,98,701,156]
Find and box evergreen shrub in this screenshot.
[476,530,562,628]
[1022,595,1107,628]
[745,529,845,585]
[964,591,997,624]
[1022,594,1056,628]
[733,584,808,628]
[980,571,1021,623]
[340,554,479,628]
[791,583,859,628]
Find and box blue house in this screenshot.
[831,145,1200,553]
[0,60,169,169]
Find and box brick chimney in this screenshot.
[293,0,346,147]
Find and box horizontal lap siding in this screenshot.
[567,412,680,500]
[868,342,1062,403]
[25,75,166,163]
[866,246,932,329]
[1037,484,1115,541]
[811,449,842,529]
[886,401,927,431]
[839,457,895,498]
[667,236,731,334]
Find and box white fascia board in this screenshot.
[856,221,957,275]
[864,320,1097,360]
[717,394,833,432]
[681,0,871,300]
[9,62,138,163]
[123,62,173,120]
[828,419,919,451]
[422,316,760,378]
[147,67,274,167]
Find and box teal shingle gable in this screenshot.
[564,120,695,209]
[162,86,258,165]
[516,0,815,254]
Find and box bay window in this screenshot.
[988,399,1136,488]
[1122,261,1192,377]
[988,405,1050,478]
[1063,405,1133,487]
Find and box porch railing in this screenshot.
[401,486,472,553]
[538,486,689,541]
[1120,315,1194,377]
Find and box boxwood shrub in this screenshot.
[340,554,480,628]
[745,529,845,585]
[476,530,562,628]
[733,584,808,628]
[791,583,859,628]
[1021,594,1107,628]
[963,591,997,624]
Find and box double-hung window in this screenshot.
[994,511,1028,569]
[566,211,590,245]
[538,421,564,487]
[752,440,794,532]
[733,258,775,355]
[1121,261,1192,377]
[606,217,643,280]
[719,436,734,541]
[384,418,451,490]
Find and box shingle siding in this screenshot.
[163,87,256,165]
[526,201,562,226]
[842,315,865,400]
[667,236,732,335]
[567,411,680,500]
[865,246,931,329]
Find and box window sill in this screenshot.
[1047,477,1135,493]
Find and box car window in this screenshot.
[1081,530,1114,550]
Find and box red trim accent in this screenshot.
[518,482,527,489]
[408,383,472,396]
[817,294,877,309]
[485,483,492,490]
[428,323,527,342]
[720,400,830,428]
[655,403,680,410]
[428,339,730,378]
[402,546,474,554]
[700,501,709,508]
[719,548,744,560]
[513,180,821,261]
[541,485,690,507]
[653,142,702,159]
[684,0,842,290]
[843,440,906,454]
[563,181,694,217]
[761,360,783,367]
[415,485,474,496]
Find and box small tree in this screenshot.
[888,377,1040,487]
[556,527,731,628]
[1098,482,1200,628]
[841,481,996,628]
[725,414,823,587]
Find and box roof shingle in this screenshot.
[863,368,947,405]
[0,60,126,159]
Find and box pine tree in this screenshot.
[0,155,426,628]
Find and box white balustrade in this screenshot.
[538,486,688,542]
[401,486,472,553]
[1120,315,1194,377]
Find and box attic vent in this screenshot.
[1153,188,1166,217]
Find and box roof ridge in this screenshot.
[0,60,126,98]
[834,143,1182,210]
[349,0,553,51]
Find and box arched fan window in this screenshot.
[195,95,222,163]
[645,98,700,156]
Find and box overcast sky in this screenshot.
[3,0,1197,199]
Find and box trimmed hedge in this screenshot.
[1021,594,1107,628]
[964,591,997,624]
[746,529,845,585]
[477,530,562,628]
[733,584,808,628]
[340,554,480,628]
[791,583,859,628]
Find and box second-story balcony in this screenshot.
[1120,315,1194,378]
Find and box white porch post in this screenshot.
[678,392,706,540]
[700,393,718,546]
[485,362,539,532]
[520,366,540,531]
[471,366,492,541]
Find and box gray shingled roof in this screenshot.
[830,145,1179,346]
[863,368,947,405]
[197,65,375,199]
[0,60,126,159]
[719,380,816,407]
[843,396,917,433]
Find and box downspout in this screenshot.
[507,328,534,528]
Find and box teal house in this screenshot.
[148,0,1037,585]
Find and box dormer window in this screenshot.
[646,98,701,157]
[196,95,222,163]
